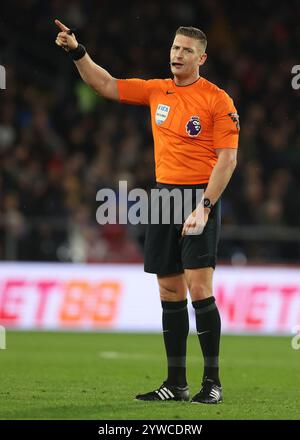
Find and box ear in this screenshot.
[199,53,207,66]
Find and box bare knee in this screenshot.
[185,268,214,301]
[188,283,212,301]
[158,274,187,302]
[159,284,186,301]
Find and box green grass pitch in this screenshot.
[0,331,299,420]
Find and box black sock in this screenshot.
[192,296,221,386]
[161,299,189,387]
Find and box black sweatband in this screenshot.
[69,44,86,61]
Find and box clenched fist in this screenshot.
[54,19,78,51]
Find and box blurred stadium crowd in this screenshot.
[0,0,300,263]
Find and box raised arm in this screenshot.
[54,19,119,101]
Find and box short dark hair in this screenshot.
[175,26,207,52]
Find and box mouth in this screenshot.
[171,62,184,68]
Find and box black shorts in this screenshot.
[144,183,221,276]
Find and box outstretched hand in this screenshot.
[54,19,78,51]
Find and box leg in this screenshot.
[135,273,190,401]
[184,266,214,301]
[185,267,223,404]
[158,273,189,387]
[136,186,190,401]
[158,272,187,302]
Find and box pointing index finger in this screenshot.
[55,19,69,32]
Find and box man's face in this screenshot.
[170,34,206,79]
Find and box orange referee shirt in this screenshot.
[117,77,239,185]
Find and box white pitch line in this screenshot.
[98,351,201,361]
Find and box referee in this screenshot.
[55,20,239,404]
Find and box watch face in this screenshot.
[204,198,211,207]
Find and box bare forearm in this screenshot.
[204,155,236,205]
[74,54,118,99]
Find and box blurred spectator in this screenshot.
[0,0,299,263]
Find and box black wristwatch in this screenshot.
[203,198,213,210]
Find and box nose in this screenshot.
[176,48,184,58]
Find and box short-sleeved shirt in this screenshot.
[117,77,239,185]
